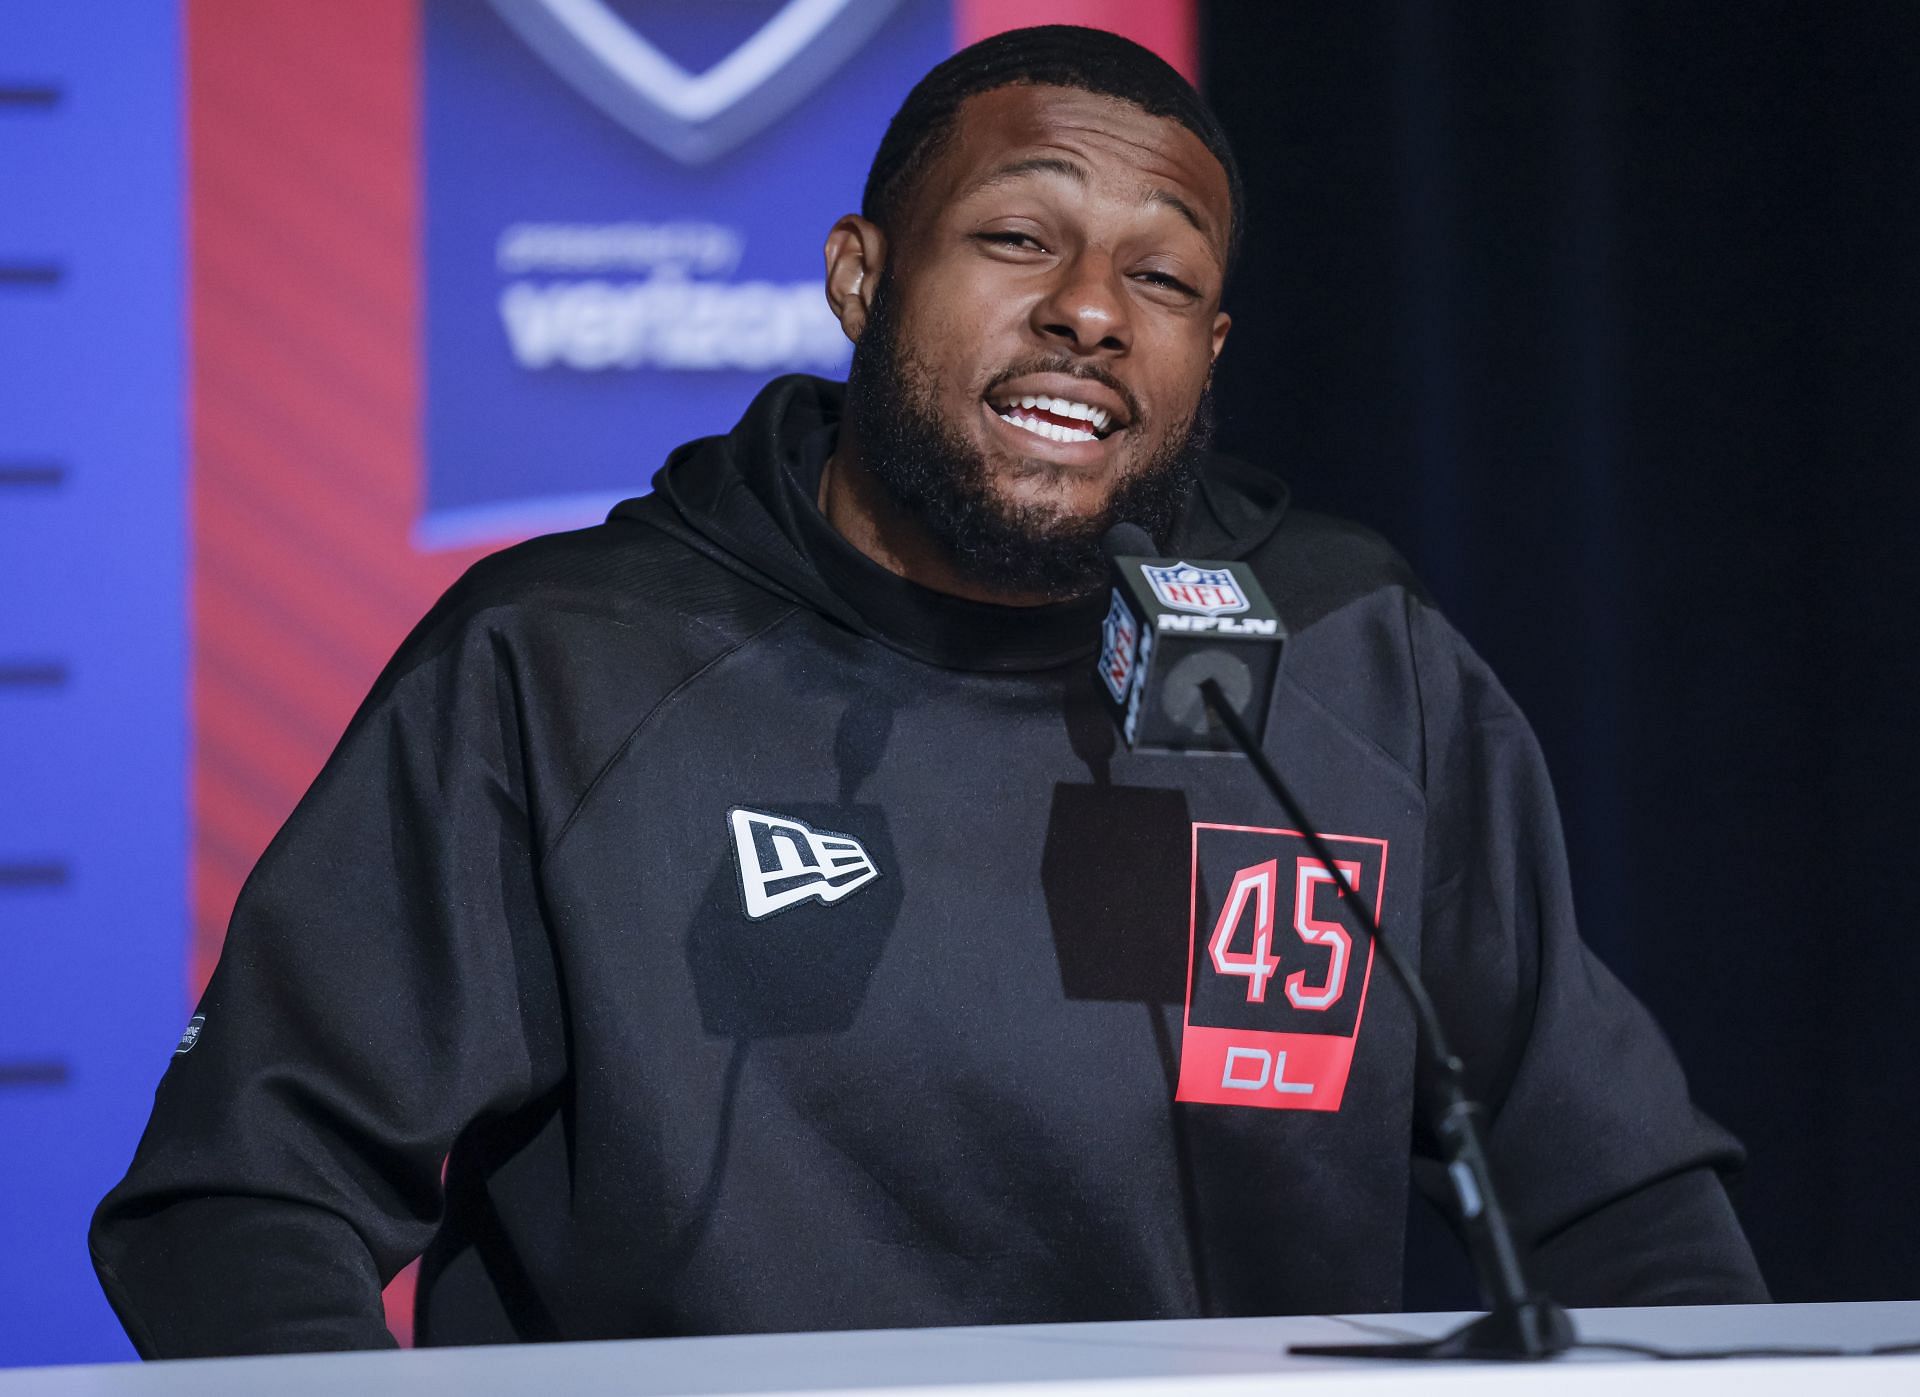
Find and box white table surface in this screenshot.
[6,1302,1918,1396]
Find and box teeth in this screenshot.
[992,393,1115,434]
[998,409,1096,444]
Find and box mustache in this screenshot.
[982,356,1143,427]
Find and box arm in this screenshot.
[1528,1166,1766,1305]
[1408,603,1767,1306]
[90,607,566,1356]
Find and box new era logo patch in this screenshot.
[729,807,880,920]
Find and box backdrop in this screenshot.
[3,0,1915,1371]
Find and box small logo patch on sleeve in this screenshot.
[729,807,880,920]
[173,1013,206,1056]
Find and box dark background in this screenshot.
[1201,0,1920,1304]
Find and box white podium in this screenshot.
[7,1303,1918,1396]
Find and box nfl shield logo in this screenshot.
[1098,592,1138,703]
[1142,562,1250,616]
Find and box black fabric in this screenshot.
[1528,1167,1765,1309]
[92,377,1764,1356]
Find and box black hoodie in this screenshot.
[91,376,1765,1357]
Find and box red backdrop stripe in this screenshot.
[954,0,1198,80]
[187,0,486,1005]
[187,2,488,1340]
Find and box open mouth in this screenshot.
[986,392,1124,445]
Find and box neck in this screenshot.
[818,430,1062,608]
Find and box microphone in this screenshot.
[1094,524,1575,1362]
[1095,524,1287,753]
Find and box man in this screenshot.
[92,27,1766,1357]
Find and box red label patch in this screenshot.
[1177,823,1389,1112]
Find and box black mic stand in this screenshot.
[1198,678,1576,1362]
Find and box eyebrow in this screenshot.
[965,155,1213,241]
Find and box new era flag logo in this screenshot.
[1141,562,1250,616]
[730,807,880,920]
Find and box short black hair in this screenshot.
[861,25,1244,279]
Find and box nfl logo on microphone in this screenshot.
[1142,562,1250,616]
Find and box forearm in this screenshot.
[1525,1166,1769,1307]
[91,1194,398,1358]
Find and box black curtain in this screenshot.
[1202,0,1920,1304]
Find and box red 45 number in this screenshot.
[1207,857,1362,1010]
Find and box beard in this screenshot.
[843,279,1213,601]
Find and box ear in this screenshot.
[1209,310,1232,364]
[824,214,887,343]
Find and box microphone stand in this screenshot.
[1198,679,1576,1362]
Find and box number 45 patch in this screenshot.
[1177,823,1389,1112]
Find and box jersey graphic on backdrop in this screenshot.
[1177,822,1387,1112]
[422,0,949,549]
[730,807,882,919]
[485,0,909,165]
[1141,562,1250,616]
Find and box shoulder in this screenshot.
[431,501,790,644]
[1246,507,1431,636]
[1187,450,1425,633]
[1239,504,1524,787]
[350,501,798,847]
[361,500,796,728]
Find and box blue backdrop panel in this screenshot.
[0,1,186,1370]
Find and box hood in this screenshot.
[612,375,1290,672]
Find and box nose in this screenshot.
[1029,249,1131,357]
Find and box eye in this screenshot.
[1134,268,1200,298]
[975,230,1048,253]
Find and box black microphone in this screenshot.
[1095,525,1286,753]
[1095,524,1575,1362]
